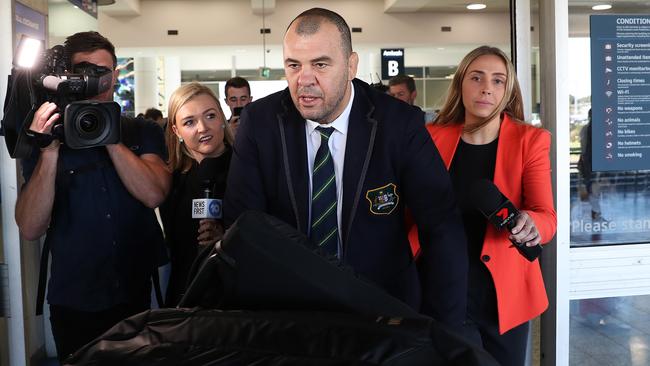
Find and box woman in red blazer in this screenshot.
[425,46,556,365]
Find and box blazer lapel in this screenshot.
[278,93,310,234]
[493,114,517,202]
[433,124,463,169]
[342,82,377,247]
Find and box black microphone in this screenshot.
[469,179,542,262]
[191,158,222,220]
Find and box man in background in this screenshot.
[389,75,418,105]
[144,107,165,129]
[224,76,253,136]
[389,75,436,123]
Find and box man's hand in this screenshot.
[15,102,62,240]
[30,102,60,134]
[229,116,240,134]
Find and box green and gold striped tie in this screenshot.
[310,126,338,256]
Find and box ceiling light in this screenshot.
[98,0,116,5]
[592,4,612,11]
[467,3,487,10]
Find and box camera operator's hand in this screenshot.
[30,102,60,135]
[29,102,61,151]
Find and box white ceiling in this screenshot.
[91,0,650,17]
[384,0,650,13]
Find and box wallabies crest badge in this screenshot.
[366,183,399,215]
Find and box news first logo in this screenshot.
[192,198,222,219]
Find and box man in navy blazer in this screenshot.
[224,8,468,327]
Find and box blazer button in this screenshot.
[481,255,491,262]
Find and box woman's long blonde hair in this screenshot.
[166,82,234,172]
[434,46,525,132]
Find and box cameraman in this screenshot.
[14,31,171,361]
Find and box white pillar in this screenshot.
[0,0,28,363]
[163,56,181,115]
[515,0,533,122]
[134,57,158,116]
[539,0,570,365]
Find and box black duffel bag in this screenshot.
[64,211,497,365]
[64,308,469,366]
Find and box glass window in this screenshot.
[181,68,285,82]
[567,3,650,365]
[570,295,650,365]
[569,33,650,247]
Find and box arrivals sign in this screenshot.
[381,48,404,80]
[590,15,650,171]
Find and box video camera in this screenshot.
[1,37,121,158]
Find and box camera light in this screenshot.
[15,36,42,68]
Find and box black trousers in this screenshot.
[49,303,148,362]
[465,314,530,366]
[465,261,530,366]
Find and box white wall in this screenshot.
[100,0,512,48]
[49,1,98,46]
[100,0,513,82]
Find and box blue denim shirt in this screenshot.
[21,117,168,311]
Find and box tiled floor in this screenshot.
[570,295,650,366]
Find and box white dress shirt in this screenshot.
[305,83,354,241]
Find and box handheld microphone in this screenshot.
[192,158,222,219]
[469,179,542,262]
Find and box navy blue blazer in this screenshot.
[224,79,468,326]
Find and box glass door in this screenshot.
[566,3,650,366]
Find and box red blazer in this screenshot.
[414,114,556,334]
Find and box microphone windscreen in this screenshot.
[197,157,220,187]
[40,75,63,91]
[469,179,504,215]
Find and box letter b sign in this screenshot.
[381,48,404,79]
[387,61,399,77]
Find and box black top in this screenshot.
[21,116,168,311]
[160,147,232,306]
[449,138,498,319]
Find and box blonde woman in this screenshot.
[415,46,556,365]
[160,82,234,306]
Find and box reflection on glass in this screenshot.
[570,295,650,366]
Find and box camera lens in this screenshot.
[63,101,121,149]
[73,107,108,142]
[79,114,99,133]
